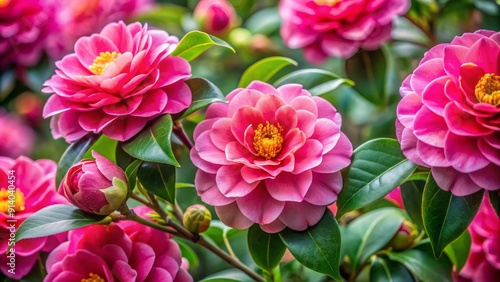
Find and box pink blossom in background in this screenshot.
[43,21,192,143]
[386,186,404,208]
[455,193,500,281]
[47,0,153,59]
[0,0,57,68]
[279,0,410,63]
[191,81,353,233]
[194,0,237,37]
[44,206,193,282]
[0,157,67,280]
[396,30,500,196]
[0,109,35,158]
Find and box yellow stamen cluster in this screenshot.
[475,73,500,106]
[81,273,106,282]
[0,188,25,214]
[253,121,284,160]
[314,0,341,6]
[89,51,121,75]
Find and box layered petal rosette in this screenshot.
[279,0,410,63]
[191,81,353,233]
[0,110,35,158]
[396,30,500,196]
[44,206,193,282]
[43,21,192,142]
[0,157,67,279]
[456,194,500,281]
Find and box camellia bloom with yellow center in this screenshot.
[0,156,68,280]
[396,30,500,196]
[190,81,353,233]
[43,21,192,143]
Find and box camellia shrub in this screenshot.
[2,0,500,281]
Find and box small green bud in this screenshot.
[183,204,212,234]
[387,220,419,251]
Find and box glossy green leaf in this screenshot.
[422,173,482,258]
[122,115,179,166]
[444,230,471,273]
[56,134,100,187]
[16,204,108,242]
[387,245,452,282]
[177,78,226,119]
[171,30,234,61]
[400,180,425,230]
[238,56,297,88]
[115,143,136,171]
[82,135,118,162]
[337,138,418,217]
[248,225,286,274]
[279,210,341,281]
[244,7,281,35]
[345,49,387,105]
[137,162,176,203]
[343,208,404,271]
[273,68,354,96]
[125,160,142,192]
[370,257,414,282]
[488,190,500,218]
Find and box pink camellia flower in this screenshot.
[47,0,153,58]
[0,0,57,68]
[44,206,193,282]
[279,0,410,63]
[194,0,237,37]
[62,151,128,215]
[386,186,404,208]
[455,193,500,281]
[43,21,192,142]
[190,81,353,233]
[0,156,67,279]
[396,30,500,196]
[0,110,35,158]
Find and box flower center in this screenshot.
[81,273,106,282]
[0,188,25,214]
[314,0,341,6]
[253,121,284,160]
[475,73,500,106]
[89,51,121,75]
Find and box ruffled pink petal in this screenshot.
[464,37,500,74]
[279,202,326,231]
[260,219,287,233]
[304,172,342,205]
[289,96,318,117]
[469,164,500,190]
[255,94,287,122]
[421,76,450,116]
[209,118,235,151]
[101,116,148,142]
[410,58,446,96]
[416,141,450,167]
[231,106,265,144]
[195,131,231,165]
[444,102,493,137]
[442,45,468,82]
[265,171,312,202]
[445,133,489,173]
[247,81,280,96]
[236,184,285,224]
[413,106,448,147]
[276,84,307,103]
[274,105,298,134]
[292,139,323,174]
[432,167,482,196]
[397,93,422,129]
[313,133,353,173]
[216,165,258,197]
[227,89,264,117]
[215,203,254,229]
[311,119,340,153]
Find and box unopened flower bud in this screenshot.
[183,204,212,233]
[194,0,236,37]
[62,151,128,215]
[387,220,419,251]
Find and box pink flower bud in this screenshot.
[183,204,212,233]
[62,151,128,215]
[387,220,419,251]
[194,0,236,36]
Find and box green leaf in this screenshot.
[387,246,452,282]
[344,208,405,271]
[345,49,387,105]
[16,204,108,242]
[273,68,354,96]
[177,78,226,119]
[422,173,482,258]
[400,180,425,230]
[244,7,281,35]
[337,138,418,217]
[238,56,297,88]
[444,230,471,273]
[56,134,100,188]
[248,225,286,274]
[82,135,118,162]
[279,210,341,281]
[122,115,179,166]
[137,162,176,203]
[115,143,136,171]
[370,257,415,282]
[171,30,234,61]
[488,190,500,218]
[125,160,142,192]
